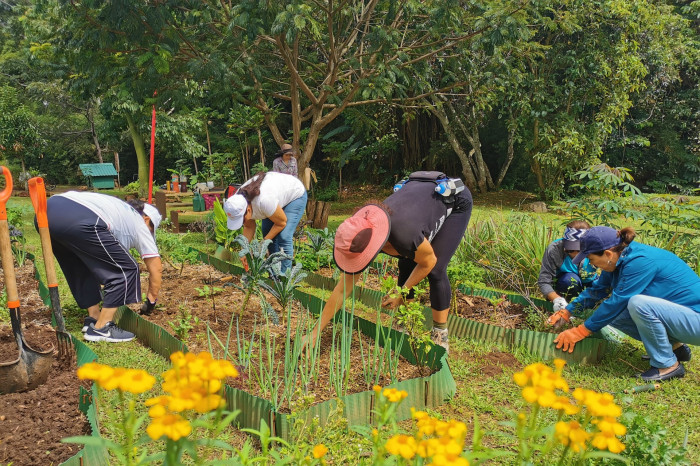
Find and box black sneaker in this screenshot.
[84,321,135,343]
[81,316,98,333]
[641,344,692,362]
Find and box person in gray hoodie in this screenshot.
[538,220,598,316]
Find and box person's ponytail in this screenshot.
[611,227,636,253]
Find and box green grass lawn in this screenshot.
[5,189,699,463]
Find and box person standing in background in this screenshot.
[271,143,298,178]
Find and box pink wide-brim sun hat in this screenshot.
[333,204,391,274]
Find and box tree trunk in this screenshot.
[125,113,149,197]
[531,118,545,193]
[496,120,517,188]
[427,101,479,192]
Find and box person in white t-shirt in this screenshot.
[44,192,163,343]
[224,172,307,273]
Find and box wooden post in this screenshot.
[155,190,166,219]
[306,198,317,223]
[170,210,180,233]
[312,201,330,229]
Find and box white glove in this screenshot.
[553,297,568,312]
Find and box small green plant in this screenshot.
[234,235,288,316]
[156,231,200,275]
[194,284,224,311]
[260,262,308,318]
[381,276,432,375]
[169,303,200,340]
[619,411,689,465]
[0,290,8,322]
[304,228,334,270]
[9,224,27,267]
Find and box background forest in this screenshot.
[0,0,698,199]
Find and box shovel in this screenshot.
[0,166,54,394]
[28,176,73,360]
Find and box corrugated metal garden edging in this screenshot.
[189,248,456,440]
[31,256,109,465]
[300,268,608,365]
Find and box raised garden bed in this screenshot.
[0,258,105,465]
[301,267,610,365]
[117,249,455,440]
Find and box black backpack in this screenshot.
[393,171,465,205]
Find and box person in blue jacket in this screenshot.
[549,226,700,381]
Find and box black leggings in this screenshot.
[397,206,471,310]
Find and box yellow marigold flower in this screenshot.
[382,388,408,403]
[592,432,626,453]
[77,362,113,383]
[417,440,430,458]
[555,421,590,452]
[593,417,627,436]
[373,385,382,393]
[522,385,557,407]
[553,358,566,372]
[385,434,417,460]
[193,393,224,413]
[312,444,328,459]
[147,413,192,441]
[372,428,379,438]
[552,395,580,415]
[98,367,128,391]
[118,369,156,394]
[587,392,622,418]
[411,408,429,420]
[416,416,438,436]
[148,404,167,418]
[430,452,469,465]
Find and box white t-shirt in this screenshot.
[241,172,306,220]
[57,191,160,259]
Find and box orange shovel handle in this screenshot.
[28,177,49,228]
[0,166,13,221]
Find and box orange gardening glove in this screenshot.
[554,324,592,353]
[547,309,572,328]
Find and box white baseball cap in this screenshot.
[142,203,162,234]
[223,194,247,230]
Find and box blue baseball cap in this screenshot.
[572,226,621,265]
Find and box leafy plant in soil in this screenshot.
[304,227,334,270]
[234,235,288,317]
[156,231,200,275]
[169,302,200,340]
[380,277,432,376]
[195,284,224,311]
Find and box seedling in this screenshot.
[195,284,224,311]
[169,302,199,340]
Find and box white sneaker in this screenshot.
[84,321,135,343]
[431,327,449,354]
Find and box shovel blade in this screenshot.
[0,355,30,394]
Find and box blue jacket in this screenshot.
[567,242,700,332]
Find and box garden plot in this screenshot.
[0,260,90,466]
[136,261,436,413]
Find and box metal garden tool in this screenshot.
[28,176,73,360]
[0,167,54,394]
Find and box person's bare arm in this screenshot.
[381,239,437,309]
[308,272,361,347]
[264,206,287,240]
[242,217,257,242]
[144,256,162,302]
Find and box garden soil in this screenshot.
[136,262,429,413]
[0,260,90,466]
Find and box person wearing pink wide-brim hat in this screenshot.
[305,177,472,354]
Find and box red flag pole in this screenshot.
[148,90,157,203]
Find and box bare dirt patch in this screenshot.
[0,260,90,466]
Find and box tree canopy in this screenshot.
[0,0,697,198]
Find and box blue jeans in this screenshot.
[556,272,584,300]
[261,191,308,273]
[610,295,700,368]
